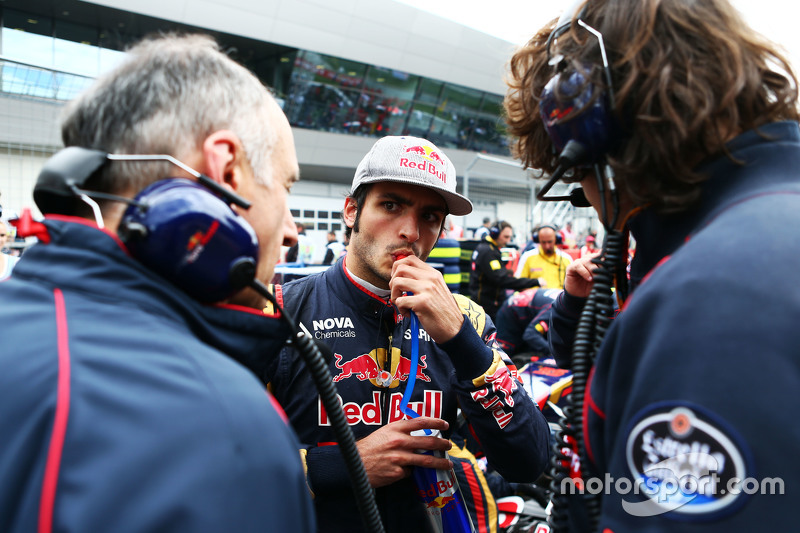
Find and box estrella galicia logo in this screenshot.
[624,404,750,519]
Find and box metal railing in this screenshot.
[0,57,94,101]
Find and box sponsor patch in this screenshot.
[624,403,753,520]
[455,294,486,336]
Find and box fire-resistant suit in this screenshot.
[267,257,551,533]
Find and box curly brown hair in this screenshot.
[504,0,799,213]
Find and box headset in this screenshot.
[531,225,563,245]
[536,4,629,532]
[536,0,621,212]
[488,223,501,240]
[34,146,259,303]
[33,147,386,532]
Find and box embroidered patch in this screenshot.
[623,403,752,520]
[455,294,486,336]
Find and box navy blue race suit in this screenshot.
[494,287,561,355]
[469,237,539,319]
[267,257,551,533]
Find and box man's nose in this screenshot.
[398,212,420,242]
[282,205,298,247]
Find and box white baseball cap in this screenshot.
[351,136,473,216]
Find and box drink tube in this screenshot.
[394,254,476,533]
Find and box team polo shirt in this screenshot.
[514,248,572,289]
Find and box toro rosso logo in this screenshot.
[333,348,431,388]
[545,105,574,127]
[470,363,518,428]
[485,365,518,407]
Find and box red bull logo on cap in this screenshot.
[402,144,447,183]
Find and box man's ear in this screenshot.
[201,130,245,191]
[343,197,358,229]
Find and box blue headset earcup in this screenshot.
[120,178,259,303]
[532,225,563,244]
[540,68,618,164]
[489,224,501,240]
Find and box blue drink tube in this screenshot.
[399,305,427,430]
[396,284,475,533]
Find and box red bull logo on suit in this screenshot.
[317,390,443,426]
[332,347,431,387]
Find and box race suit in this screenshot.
[267,257,551,533]
[0,218,315,533]
[469,237,539,319]
[494,287,561,355]
[549,121,800,530]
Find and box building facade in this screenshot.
[0,0,591,258]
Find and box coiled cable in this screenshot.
[248,276,386,533]
[547,229,624,533]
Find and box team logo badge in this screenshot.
[624,404,751,519]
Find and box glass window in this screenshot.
[303,209,315,218]
[285,50,365,132]
[318,211,329,219]
[53,21,99,77]
[2,10,55,67]
[405,79,443,138]
[317,222,328,230]
[428,84,484,149]
[291,209,300,217]
[347,66,418,137]
[467,94,509,154]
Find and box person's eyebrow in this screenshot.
[378,192,447,215]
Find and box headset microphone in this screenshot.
[536,139,588,202]
[567,188,591,207]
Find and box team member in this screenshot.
[515,225,572,289]
[470,220,542,319]
[494,287,562,357]
[0,219,18,281]
[322,230,346,264]
[266,136,550,533]
[505,0,800,530]
[579,234,597,257]
[0,35,314,532]
[473,216,492,240]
